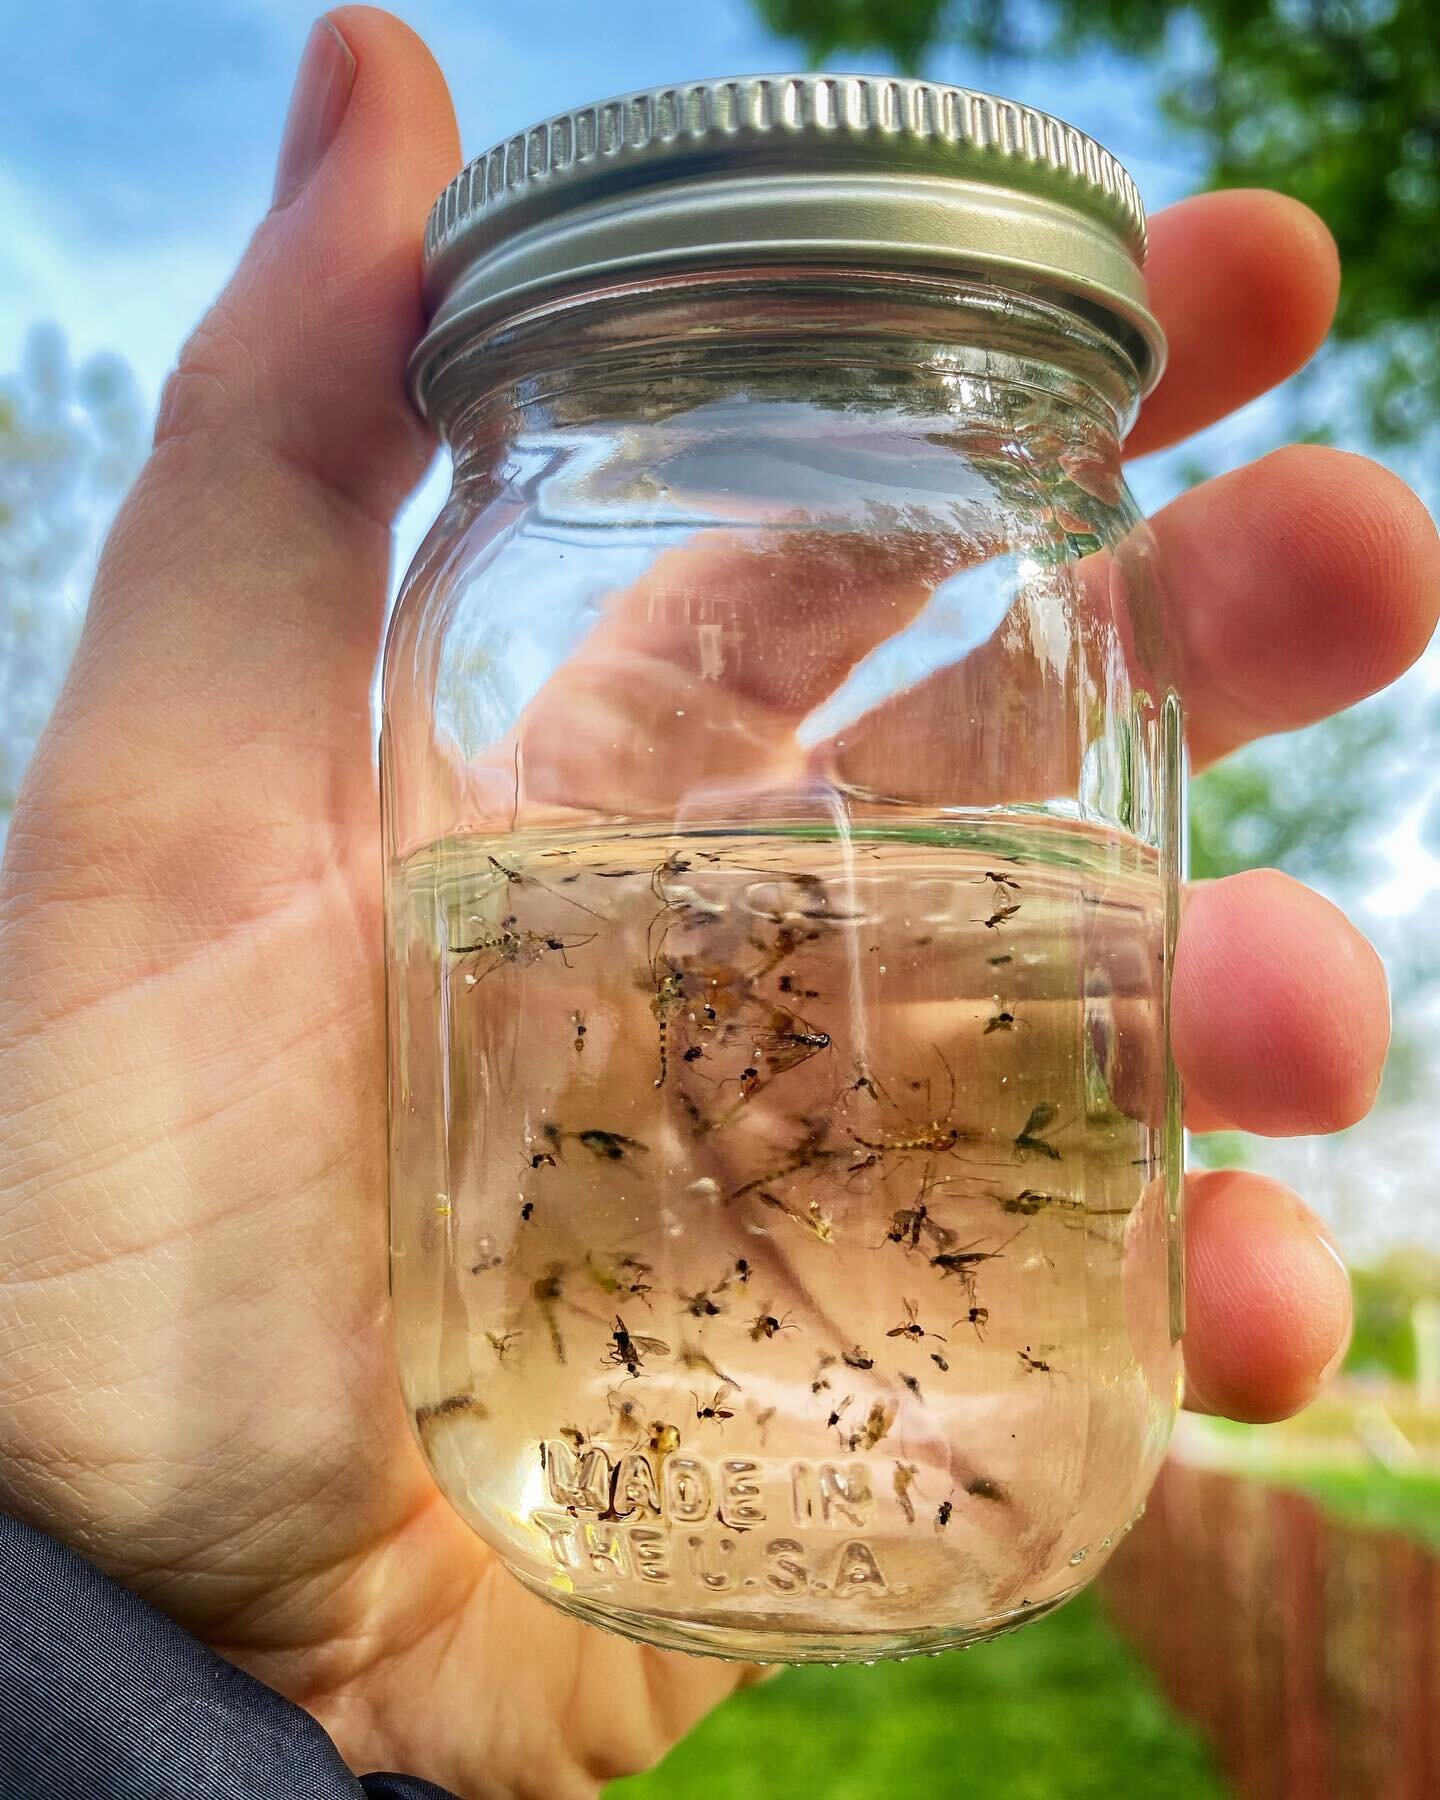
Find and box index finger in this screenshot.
[1127,190,1340,458]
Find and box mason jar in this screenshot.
[384,74,1182,1664]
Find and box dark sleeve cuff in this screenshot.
[0,1512,461,1800]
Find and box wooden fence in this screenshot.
[1101,1459,1439,1799]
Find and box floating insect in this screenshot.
[575,1128,648,1163]
[980,901,1021,930]
[605,1315,670,1378]
[529,1150,557,1170]
[893,1461,920,1523]
[587,1252,654,1302]
[485,1330,520,1362]
[1013,1103,1062,1162]
[1003,1188,1052,1216]
[979,869,1022,893]
[532,1264,568,1364]
[1018,1345,1055,1374]
[414,1394,486,1433]
[649,958,687,1088]
[749,1306,797,1342]
[955,1305,990,1340]
[647,1420,682,1458]
[607,1392,644,1443]
[679,1286,724,1319]
[677,1342,738,1389]
[899,1372,924,1400]
[849,1400,896,1452]
[449,925,596,985]
[520,1201,535,1222]
[693,1384,737,1424]
[733,1257,753,1285]
[841,1344,875,1372]
[811,1352,837,1394]
[966,1476,1007,1502]
[572,1012,587,1054]
[930,1235,1014,1298]
[936,1499,954,1531]
[883,1200,956,1254]
[930,1350,951,1372]
[826,1394,855,1431]
[983,1005,1023,1035]
[557,1423,586,1451]
[886,1298,945,1345]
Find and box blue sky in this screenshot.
[0,0,1205,405]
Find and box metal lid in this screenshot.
[410,74,1165,415]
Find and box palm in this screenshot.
[0,12,1432,1800]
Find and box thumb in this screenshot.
[8,8,459,895]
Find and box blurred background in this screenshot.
[2,3,1435,1795]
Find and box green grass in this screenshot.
[604,1593,1227,1800]
[1271,1466,1440,1552]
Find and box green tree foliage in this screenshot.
[1346,1249,1440,1382]
[757,0,1440,444]
[0,325,145,828]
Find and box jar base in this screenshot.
[509,1569,1085,1665]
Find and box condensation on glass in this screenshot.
[384,75,1184,1663]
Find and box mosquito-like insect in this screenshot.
[605,1315,670,1378]
[649,958,687,1089]
[930,1233,1016,1298]
[485,1330,520,1362]
[483,853,604,921]
[679,1286,724,1319]
[984,1004,1023,1035]
[1013,1102,1062,1162]
[731,1116,843,1202]
[979,869,1022,893]
[1018,1344,1056,1374]
[892,1461,920,1523]
[826,1394,855,1432]
[886,1298,945,1345]
[693,1384,737,1424]
[849,1400,896,1452]
[980,901,1021,930]
[449,925,596,986]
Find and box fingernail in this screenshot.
[272,17,356,209]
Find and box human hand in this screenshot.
[1,11,1435,1800]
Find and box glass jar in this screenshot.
[385,75,1182,1664]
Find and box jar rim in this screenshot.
[409,75,1166,418]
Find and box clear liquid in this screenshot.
[388,819,1181,1661]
